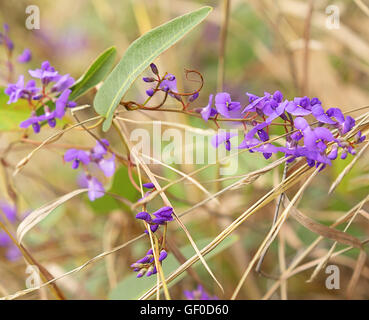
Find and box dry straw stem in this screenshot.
[286,195,367,295]
[115,119,224,293]
[136,153,220,207]
[13,115,103,176]
[262,196,369,299]
[231,165,322,300]
[16,189,88,243]
[261,242,369,300]
[139,161,315,300]
[329,141,369,195]
[115,116,215,136]
[1,234,145,300]
[354,0,369,17]
[307,195,367,293]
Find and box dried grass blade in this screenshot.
[17,189,88,243]
[329,140,369,195]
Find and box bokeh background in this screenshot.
[0,0,368,299]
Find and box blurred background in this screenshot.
[0,0,368,299]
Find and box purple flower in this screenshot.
[29,61,59,85]
[64,149,90,169]
[215,92,241,118]
[312,104,336,124]
[131,247,167,278]
[98,155,116,177]
[51,74,75,93]
[200,94,217,121]
[242,92,270,114]
[91,139,109,161]
[0,201,17,223]
[184,285,218,300]
[285,100,311,116]
[38,109,58,128]
[17,48,32,63]
[152,206,174,224]
[0,24,14,51]
[81,176,105,201]
[5,75,39,104]
[5,75,25,104]
[20,111,41,133]
[0,200,21,261]
[55,89,75,118]
[211,131,238,151]
[159,74,178,95]
[356,131,366,144]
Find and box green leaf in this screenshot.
[0,87,30,131]
[69,46,117,100]
[109,235,237,300]
[94,6,212,132]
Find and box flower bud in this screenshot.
[189,92,199,102]
[143,77,155,83]
[146,88,154,97]
[159,250,168,262]
[137,268,147,278]
[150,63,159,75]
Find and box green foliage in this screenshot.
[0,87,30,131]
[93,6,212,132]
[70,46,117,100]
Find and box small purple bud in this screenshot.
[143,182,155,189]
[161,85,169,92]
[32,94,42,100]
[143,77,155,83]
[150,224,159,233]
[310,97,321,106]
[32,123,40,134]
[146,266,154,277]
[150,63,159,75]
[146,88,154,97]
[67,101,77,108]
[135,211,151,222]
[48,118,56,128]
[72,159,80,169]
[159,250,167,262]
[189,92,199,102]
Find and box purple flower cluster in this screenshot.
[0,24,14,52]
[135,206,174,234]
[0,24,31,84]
[143,63,199,103]
[0,201,22,261]
[143,63,179,98]
[184,285,218,300]
[64,139,116,201]
[5,60,76,133]
[132,201,173,278]
[201,91,366,169]
[130,248,168,278]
